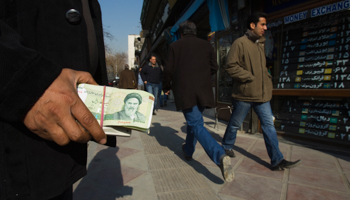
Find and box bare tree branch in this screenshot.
[105,52,128,77]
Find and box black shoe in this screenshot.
[272,159,301,171]
[225,149,236,157]
[153,112,156,115]
[182,144,192,161]
[219,155,234,182]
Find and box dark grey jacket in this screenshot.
[0,1,111,199]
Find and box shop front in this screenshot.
[216,0,350,145]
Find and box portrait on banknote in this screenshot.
[104,93,146,123]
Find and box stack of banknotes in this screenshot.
[77,84,154,136]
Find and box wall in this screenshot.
[128,34,140,69]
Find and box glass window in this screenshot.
[217,32,239,103]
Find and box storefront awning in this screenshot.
[170,0,206,42]
[207,0,230,32]
[170,0,230,42]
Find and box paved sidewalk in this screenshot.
[73,101,350,200]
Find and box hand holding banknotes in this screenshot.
[23,68,107,146]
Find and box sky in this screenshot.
[99,0,144,53]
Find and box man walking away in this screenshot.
[222,12,301,171]
[141,56,162,115]
[163,20,234,182]
[119,64,137,89]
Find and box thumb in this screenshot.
[75,71,98,85]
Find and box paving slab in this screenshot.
[337,155,350,172]
[289,165,348,192]
[236,158,284,180]
[220,172,283,200]
[291,146,339,171]
[287,184,350,200]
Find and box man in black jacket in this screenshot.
[141,56,162,115]
[0,1,115,199]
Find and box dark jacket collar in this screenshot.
[182,34,196,39]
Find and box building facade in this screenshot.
[128,34,141,69]
[139,0,350,146]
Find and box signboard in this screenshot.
[275,99,350,143]
[264,0,309,14]
[276,10,350,89]
[283,0,350,24]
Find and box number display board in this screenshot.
[276,11,350,89]
[275,99,350,143]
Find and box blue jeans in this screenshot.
[222,100,284,167]
[182,105,225,165]
[146,82,159,111]
[158,82,167,106]
[159,93,167,106]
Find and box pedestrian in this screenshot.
[163,20,234,182]
[119,64,137,89]
[136,67,145,91]
[0,1,115,199]
[222,12,301,171]
[141,56,162,115]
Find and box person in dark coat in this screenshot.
[118,64,137,89]
[141,56,162,115]
[0,1,115,199]
[163,20,234,182]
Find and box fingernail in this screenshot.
[99,138,107,145]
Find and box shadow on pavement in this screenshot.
[150,122,224,184]
[73,146,133,199]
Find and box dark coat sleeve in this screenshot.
[0,20,62,122]
[163,45,174,92]
[140,65,147,82]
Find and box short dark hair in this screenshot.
[149,55,156,60]
[179,20,196,36]
[124,93,142,104]
[247,12,267,30]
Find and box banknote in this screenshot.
[77,84,154,135]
